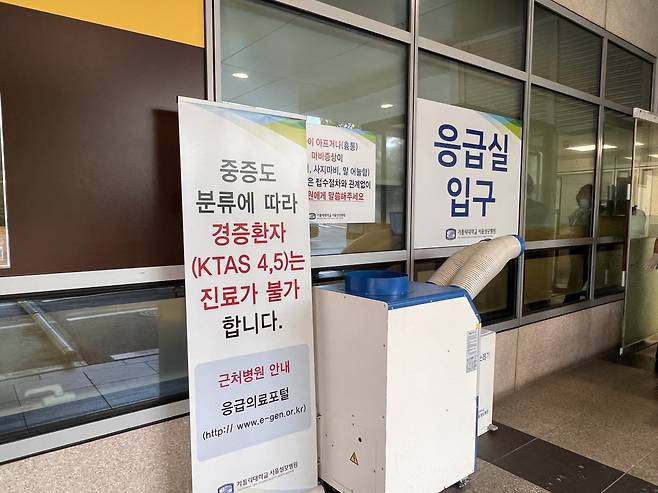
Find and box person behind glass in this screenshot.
[568,184,593,233]
[643,235,658,372]
[564,185,593,303]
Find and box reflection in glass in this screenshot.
[594,242,625,297]
[418,52,524,119]
[317,0,408,29]
[532,5,602,95]
[221,0,407,255]
[623,118,658,348]
[419,0,526,69]
[0,283,187,445]
[523,246,589,313]
[414,258,516,324]
[599,110,633,237]
[606,42,653,110]
[526,87,598,240]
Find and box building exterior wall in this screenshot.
[494,300,624,400]
[0,416,193,493]
[0,0,651,490]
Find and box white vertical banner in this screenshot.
[306,123,376,223]
[414,99,522,248]
[178,98,317,493]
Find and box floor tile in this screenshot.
[96,374,159,393]
[629,449,658,485]
[561,359,654,396]
[544,416,656,471]
[14,373,95,405]
[0,382,18,405]
[584,405,658,450]
[478,422,536,464]
[636,345,657,358]
[494,394,582,439]
[0,399,23,417]
[23,395,109,429]
[97,373,161,408]
[495,439,623,493]
[19,385,102,413]
[15,368,90,394]
[80,361,126,371]
[607,351,657,373]
[123,354,159,365]
[157,377,188,398]
[35,368,92,389]
[101,382,160,408]
[442,461,549,493]
[84,362,156,385]
[604,474,658,493]
[0,412,26,435]
[496,358,658,440]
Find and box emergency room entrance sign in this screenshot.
[178,98,317,492]
[414,99,522,248]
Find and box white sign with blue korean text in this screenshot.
[414,99,522,248]
[178,98,317,493]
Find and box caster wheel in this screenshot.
[457,477,470,489]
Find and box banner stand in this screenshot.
[179,97,318,493]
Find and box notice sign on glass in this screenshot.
[178,98,317,493]
[306,123,376,223]
[0,97,9,269]
[414,99,522,248]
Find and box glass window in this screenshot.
[606,42,653,110]
[532,5,602,95]
[312,261,406,285]
[414,259,516,325]
[526,87,598,240]
[419,0,526,70]
[317,0,407,29]
[418,51,524,119]
[415,53,522,325]
[0,283,187,445]
[221,0,407,256]
[595,242,625,297]
[599,110,633,237]
[523,246,590,313]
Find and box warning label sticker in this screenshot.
[466,329,479,373]
[350,452,359,466]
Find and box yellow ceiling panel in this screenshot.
[1,0,205,47]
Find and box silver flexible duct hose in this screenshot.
[427,240,488,286]
[450,235,524,299]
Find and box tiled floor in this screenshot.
[0,354,187,439]
[444,346,658,493]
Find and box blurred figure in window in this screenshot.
[564,185,593,303]
[568,184,593,232]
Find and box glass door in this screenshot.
[621,110,658,353]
